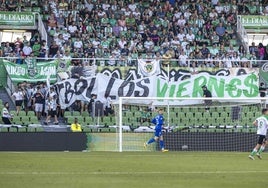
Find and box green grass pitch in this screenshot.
[0,152,268,188]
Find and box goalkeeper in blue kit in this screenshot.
[144,109,168,152]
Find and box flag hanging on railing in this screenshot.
[137,59,161,77]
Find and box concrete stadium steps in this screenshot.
[0,88,15,111]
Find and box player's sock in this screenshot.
[257,146,265,155]
[147,138,155,145]
[250,148,258,156]
[160,140,164,150]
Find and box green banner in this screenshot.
[240,15,268,29]
[3,60,57,83]
[0,11,35,27]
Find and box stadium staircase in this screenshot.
[0,88,15,111]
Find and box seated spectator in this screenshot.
[73,37,83,53]
[211,31,220,46]
[179,51,188,67]
[68,21,78,37]
[49,41,59,58]
[47,14,57,31]
[71,118,82,132]
[200,44,210,58]
[2,102,13,124]
[144,37,155,52]
[215,22,226,42]
[210,44,219,56]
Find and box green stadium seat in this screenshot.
[64,111,72,117]
[203,112,211,119]
[67,116,75,125]
[81,111,89,117]
[21,116,30,126]
[85,117,94,125]
[73,111,81,116]
[220,112,229,118]
[212,112,219,119]
[18,111,27,116]
[29,116,39,124]
[181,108,190,113]
[195,112,202,119]
[185,112,194,118]
[12,116,21,125]
[27,111,35,116]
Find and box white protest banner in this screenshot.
[55,72,259,108]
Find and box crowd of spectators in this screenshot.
[11,81,112,124]
[1,0,268,68]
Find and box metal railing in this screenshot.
[1,56,267,67]
[237,15,249,52]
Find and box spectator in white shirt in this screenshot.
[177,29,186,42]
[73,38,83,52]
[186,30,195,44]
[68,22,78,37]
[118,37,127,49]
[2,102,12,124]
[144,37,154,52]
[12,87,25,115]
[179,51,188,67]
[177,15,186,27]
[22,42,32,56]
[210,44,219,56]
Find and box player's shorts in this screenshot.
[35,103,43,112]
[257,135,266,145]
[15,100,23,107]
[155,130,162,137]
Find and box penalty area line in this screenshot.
[1,171,268,175]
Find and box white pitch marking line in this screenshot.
[1,171,268,175]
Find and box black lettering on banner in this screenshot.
[105,77,116,97]
[56,83,64,95]
[86,77,96,98]
[74,79,88,95]
[134,78,150,97]
[64,81,74,104]
[118,81,135,97]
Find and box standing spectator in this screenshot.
[44,96,58,125]
[16,50,25,64]
[259,83,267,98]
[258,43,265,61]
[150,30,160,46]
[104,94,113,116]
[22,42,32,56]
[32,40,41,57]
[49,41,59,57]
[202,85,212,112]
[32,86,44,120]
[215,22,226,42]
[179,51,188,67]
[47,13,57,31]
[68,21,78,37]
[12,87,25,115]
[2,102,13,124]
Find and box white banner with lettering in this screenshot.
[55,72,259,108]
